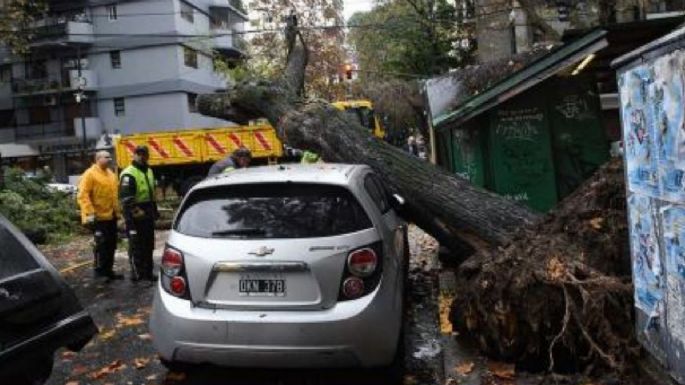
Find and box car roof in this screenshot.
[194,163,369,190]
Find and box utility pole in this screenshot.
[75,45,88,161]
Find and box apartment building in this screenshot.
[0,0,247,180]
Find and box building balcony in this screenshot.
[209,1,249,20]
[15,122,74,141]
[30,20,94,47]
[211,30,246,58]
[12,70,97,96]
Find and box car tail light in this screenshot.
[161,245,190,300]
[161,247,183,277]
[169,276,186,296]
[338,242,383,301]
[347,248,377,277]
[342,277,365,299]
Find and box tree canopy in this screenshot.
[347,0,474,79]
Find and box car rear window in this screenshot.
[175,183,373,238]
[0,224,40,280]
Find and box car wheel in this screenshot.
[160,357,193,373]
[379,328,405,385]
[11,355,54,385]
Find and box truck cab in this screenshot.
[332,100,385,139]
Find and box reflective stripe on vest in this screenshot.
[121,166,155,203]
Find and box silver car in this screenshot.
[150,164,408,374]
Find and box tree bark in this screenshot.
[197,21,541,258]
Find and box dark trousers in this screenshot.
[93,220,117,275]
[127,218,155,280]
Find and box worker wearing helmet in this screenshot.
[207,147,252,176]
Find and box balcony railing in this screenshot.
[30,19,94,46]
[15,122,74,140]
[12,70,97,95]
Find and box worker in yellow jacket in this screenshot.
[78,150,124,282]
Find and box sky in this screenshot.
[343,0,375,21]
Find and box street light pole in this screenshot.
[76,45,87,158]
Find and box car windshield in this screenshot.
[175,183,373,239]
[0,223,40,280]
[343,107,375,132]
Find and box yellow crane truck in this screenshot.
[112,100,383,195]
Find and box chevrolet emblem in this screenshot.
[248,246,275,257]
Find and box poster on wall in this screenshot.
[660,205,685,348]
[628,194,663,319]
[620,67,660,197]
[653,51,685,202]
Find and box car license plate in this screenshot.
[238,277,286,297]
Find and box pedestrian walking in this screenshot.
[207,146,252,176]
[406,135,419,156]
[77,151,123,282]
[119,145,159,282]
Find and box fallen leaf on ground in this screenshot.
[166,371,187,382]
[61,351,77,360]
[589,217,604,229]
[455,361,475,375]
[71,364,89,376]
[146,374,158,381]
[138,333,153,341]
[99,328,116,341]
[134,357,151,369]
[487,361,515,380]
[116,313,145,327]
[403,374,418,385]
[89,360,127,380]
[65,381,79,385]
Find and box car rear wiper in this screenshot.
[211,228,267,237]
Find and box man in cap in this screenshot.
[207,146,252,176]
[78,150,123,282]
[119,145,158,282]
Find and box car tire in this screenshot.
[10,355,54,385]
[379,329,405,385]
[160,357,193,373]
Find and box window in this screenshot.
[187,93,197,113]
[364,174,390,213]
[183,46,198,68]
[113,98,125,116]
[0,64,11,82]
[0,224,40,280]
[28,106,51,125]
[107,5,118,20]
[175,183,373,239]
[110,51,121,69]
[25,60,47,80]
[181,2,194,23]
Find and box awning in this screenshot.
[433,29,609,130]
[0,143,39,158]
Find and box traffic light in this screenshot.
[344,64,353,80]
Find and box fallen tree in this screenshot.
[198,16,539,257]
[451,159,638,374]
[197,18,636,376]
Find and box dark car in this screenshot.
[0,214,97,384]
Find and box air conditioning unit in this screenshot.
[44,95,58,106]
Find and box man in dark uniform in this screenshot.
[119,145,158,282]
[207,147,252,176]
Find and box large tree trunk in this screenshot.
[197,19,540,257]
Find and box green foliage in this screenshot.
[0,168,79,244]
[0,0,48,54]
[347,0,474,78]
